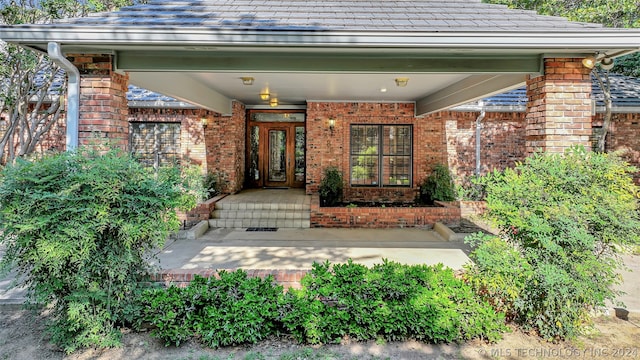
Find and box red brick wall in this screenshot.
[205,101,246,193]
[310,194,460,228]
[70,54,130,151]
[525,58,592,155]
[306,102,447,203]
[129,108,212,168]
[447,111,527,180]
[594,113,640,183]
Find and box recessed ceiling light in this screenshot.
[380,88,387,93]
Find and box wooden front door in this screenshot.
[247,111,306,188]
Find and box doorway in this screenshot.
[247,111,305,188]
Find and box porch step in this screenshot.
[208,189,311,229]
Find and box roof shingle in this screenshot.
[54,0,602,31]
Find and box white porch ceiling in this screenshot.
[130,71,474,109]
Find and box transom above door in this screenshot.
[247,111,306,188]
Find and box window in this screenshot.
[130,122,181,168]
[350,125,412,187]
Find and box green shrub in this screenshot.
[319,166,344,207]
[464,233,533,321]
[0,149,195,353]
[141,271,283,348]
[418,164,456,204]
[279,260,506,344]
[202,171,222,199]
[471,146,640,340]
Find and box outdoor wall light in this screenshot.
[395,77,409,87]
[600,57,615,70]
[201,117,208,129]
[241,77,254,85]
[328,118,336,131]
[260,89,270,100]
[582,55,597,69]
[269,98,278,107]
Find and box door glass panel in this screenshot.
[295,126,305,183]
[268,130,287,182]
[250,126,260,180]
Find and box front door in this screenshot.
[247,111,306,188]
[264,125,301,187]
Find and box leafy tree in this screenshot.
[0,149,196,353]
[0,0,145,164]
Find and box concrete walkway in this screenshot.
[156,227,471,270]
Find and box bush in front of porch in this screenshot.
[464,146,640,341]
[0,149,197,353]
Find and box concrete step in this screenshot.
[212,209,310,220]
[215,202,308,211]
[208,218,311,229]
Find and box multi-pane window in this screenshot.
[350,125,412,187]
[130,122,181,168]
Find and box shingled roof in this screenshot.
[454,73,640,113]
[56,0,600,32]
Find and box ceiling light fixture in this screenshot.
[380,88,387,93]
[269,98,278,107]
[582,55,597,69]
[260,88,270,101]
[395,77,409,87]
[241,77,254,85]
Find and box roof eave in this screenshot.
[2,27,640,53]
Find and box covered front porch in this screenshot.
[155,226,473,289]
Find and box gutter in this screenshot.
[47,42,79,151]
[475,101,486,177]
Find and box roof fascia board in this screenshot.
[3,28,640,50]
[416,74,527,115]
[116,51,541,73]
[129,72,232,115]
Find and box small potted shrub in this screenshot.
[319,166,344,207]
[419,164,456,204]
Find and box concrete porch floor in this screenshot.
[156,227,471,270]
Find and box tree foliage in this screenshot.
[483,0,640,76]
[0,0,144,164]
[0,149,196,353]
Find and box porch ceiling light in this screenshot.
[260,88,270,100]
[269,97,278,107]
[241,77,254,85]
[582,55,597,69]
[395,77,409,87]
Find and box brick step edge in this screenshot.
[150,269,310,290]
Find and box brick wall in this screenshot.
[69,54,130,151]
[306,102,447,203]
[205,101,246,193]
[525,58,592,155]
[447,111,527,180]
[310,194,460,228]
[594,113,640,183]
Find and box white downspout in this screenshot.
[47,42,79,151]
[475,101,485,177]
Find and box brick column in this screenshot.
[69,54,129,151]
[205,101,246,193]
[525,58,592,155]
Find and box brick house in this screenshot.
[1,0,640,226]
